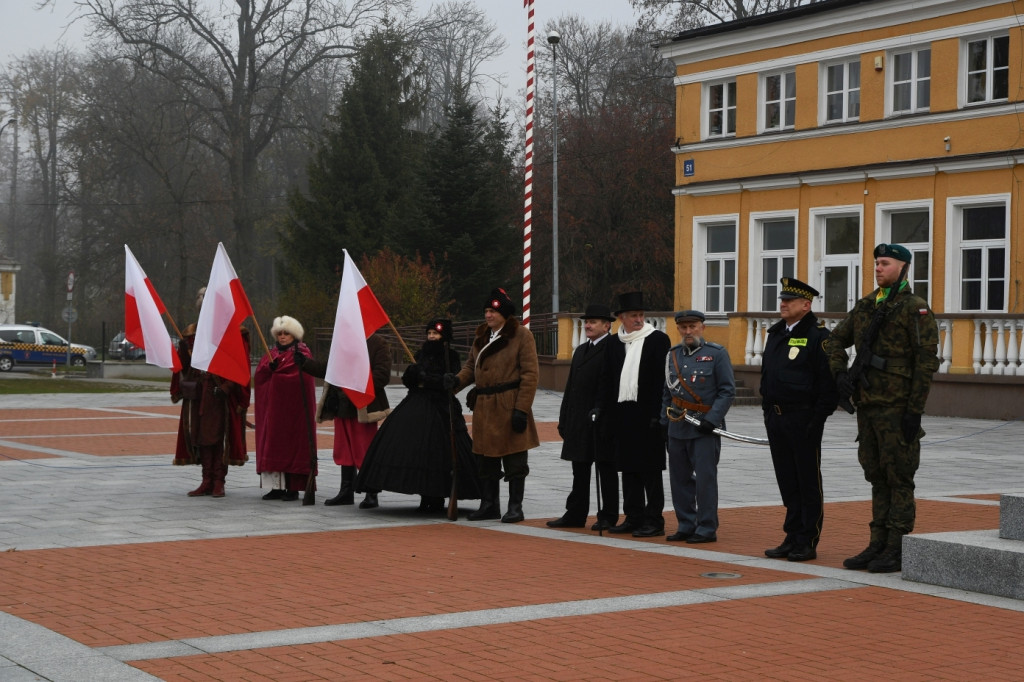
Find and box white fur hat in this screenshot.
[270,315,304,341]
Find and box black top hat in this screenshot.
[578,304,616,322]
[779,277,819,301]
[614,291,646,316]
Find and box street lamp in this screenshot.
[547,30,560,314]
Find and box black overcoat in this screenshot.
[558,335,620,464]
[605,328,672,473]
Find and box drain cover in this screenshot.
[700,572,742,579]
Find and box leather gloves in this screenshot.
[836,371,855,399]
[442,373,459,391]
[268,358,278,371]
[511,409,529,433]
[901,412,922,443]
[293,346,305,367]
[696,418,717,435]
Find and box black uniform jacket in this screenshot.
[759,311,839,426]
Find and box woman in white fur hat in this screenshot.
[254,315,318,501]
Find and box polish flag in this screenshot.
[191,243,254,386]
[124,245,182,372]
[325,250,389,408]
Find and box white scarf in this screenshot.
[617,322,655,403]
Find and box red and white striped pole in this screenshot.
[522,0,535,328]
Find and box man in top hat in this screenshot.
[661,310,735,543]
[759,277,838,562]
[604,291,672,537]
[452,287,540,523]
[548,303,622,530]
[826,244,939,573]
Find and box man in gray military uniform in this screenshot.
[661,310,735,543]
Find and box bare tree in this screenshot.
[414,0,507,130]
[72,0,409,281]
[630,0,821,31]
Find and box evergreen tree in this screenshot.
[281,23,428,294]
[420,88,520,318]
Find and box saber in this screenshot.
[681,412,769,446]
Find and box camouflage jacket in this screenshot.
[825,287,940,414]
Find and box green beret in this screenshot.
[873,243,912,263]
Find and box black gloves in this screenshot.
[293,346,305,367]
[901,412,922,443]
[836,371,855,399]
[402,363,424,389]
[696,418,717,435]
[511,409,529,433]
[587,407,601,424]
[442,373,459,391]
[268,358,278,371]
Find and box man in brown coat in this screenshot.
[451,287,540,523]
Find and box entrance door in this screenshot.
[819,215,861,313]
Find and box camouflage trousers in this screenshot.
[855,406,922,544]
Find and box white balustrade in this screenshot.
[937,319,952,374]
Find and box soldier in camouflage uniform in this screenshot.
[826,243,940,573]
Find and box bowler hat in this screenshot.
[779,277,819,301]
[578,303,615,322]
[674,310,705,323]
[614,291,647,316]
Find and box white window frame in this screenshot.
[887,46,931,116]
[962,34,1009,106]
[747,210,798,312]
[704,79,737,139]
[820,58,861,124]
[760,70,796,133]
[944,194,1010,313]
[692,214,739,315]
[875,200,933,304]
[808,205,864,312]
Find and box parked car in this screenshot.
[0,324,98,372]
[109,331,145,360]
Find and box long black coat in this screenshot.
[558,335,621,464]
[604,328,672,473]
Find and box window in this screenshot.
[759,218,796,310]
[810,208,862,313]
[763,71,796,131]
[702,221,737,313]
[966,35,1008,104]
[891,47,930,114]
[882,206,931,301]
[824,59,860,123]
[707,80,737,138]
[959,205,1006,311]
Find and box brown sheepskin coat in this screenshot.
[456,317,540,457]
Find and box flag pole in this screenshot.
[386,320,417,363]
[163,311,184,342]
[250,313,272,356]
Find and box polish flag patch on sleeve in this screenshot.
[919,308,929,315]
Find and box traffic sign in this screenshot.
[61,306,78,324]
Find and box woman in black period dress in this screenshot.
[355,319,481,511]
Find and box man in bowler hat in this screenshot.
[760,277,838,562]
[549,304,621,530]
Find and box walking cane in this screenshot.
[445,342,459,521]
[591,411,603,537]
[296,349,317,506]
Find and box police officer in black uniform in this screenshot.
[760,278,839,562]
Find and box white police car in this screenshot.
[0,324,97,371]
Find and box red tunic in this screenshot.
[254,343,318,477]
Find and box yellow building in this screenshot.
[656,0,1024,417]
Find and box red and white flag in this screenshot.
[325,250,389,408]
[124,245,182,372]
[192,243,254,386]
